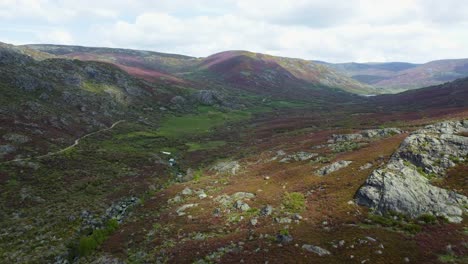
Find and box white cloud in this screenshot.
[1,0,468,62]
[38,29,74,44]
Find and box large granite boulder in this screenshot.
[356,120,468,223]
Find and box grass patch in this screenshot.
[282,192,306,213]
[193,169,203,182]
[438,254,456,263]
[417,213,438,224]
[366,211,450,234]
[368,212,422,234]
[157,107,251,138]
[186,140,226,152]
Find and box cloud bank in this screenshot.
[1,0,467,62]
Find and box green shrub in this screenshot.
[245,208,260,217]
[417,214,437,224]
[279,228,290,236]
[193,170,203,182]
[282,192,306,213]
[368,214,398,227]
[75,219,120,257]
[402,223,422,234]
[78,236,98,256]
[368,212,423,234]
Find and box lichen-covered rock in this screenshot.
[214,192,255,209]
[170,95,187,105]
[329,128,402,143]
[193,90,225,106]
[302,244,331,256]
[176,203,198,216]
[361,128,402,138]
[233,200,250,211]
[356,120,468,223]
[260,205,273,216]
[210,160,241,175]
[330,133,363,143]
[0,144,16,158]
[279,152,318,163]
[3,133,31,144]
[316,160,352,176]
[231,192,255,200]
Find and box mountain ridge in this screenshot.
[25,43,468,94]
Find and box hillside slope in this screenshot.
[195,51,375,95]
[26,45,376,95]
[0,44,190,161]
[374,77,468,110]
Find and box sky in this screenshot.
[1,0,468,63]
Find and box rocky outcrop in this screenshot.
[279,152,318,163]
[210,160,241,175]
[193,90,225,106]
[329,128,402,143]
[316,160,352,176]
[356,120,468,223]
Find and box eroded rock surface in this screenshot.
[210,160,241,175]
[316,160,352,176]
[356,120,468,223]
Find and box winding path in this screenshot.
[1,120,126,164]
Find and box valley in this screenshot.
[0,42,467,264]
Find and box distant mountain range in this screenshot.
[316,59,468,92]
[25,44,468,94]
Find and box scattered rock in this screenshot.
[279,152,318,163]
[176,203,198,216]
[316,160,352,176]
[275,217,292,224]
[181,187,193,196]
[292,214,303,220]
[330,133,363,143]
[213,208,222,217]
[339,240,345,247]
[276,234,293,244]
[104,197,140,223]
[3,133,31,144]
[233,200,250,211]
[183,168,194,182]
[214,194,233,207]
[211,160,241,175]
[362,128,402,138]
[302,244,331,256]
[168,195,183,204]
[250,218,258,226]
[260,205,273,216]
[359,163,373,171]
[0,144,16,158]
[191,189,207,199]
[231,192,255,200]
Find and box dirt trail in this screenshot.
[1,120,125,164]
